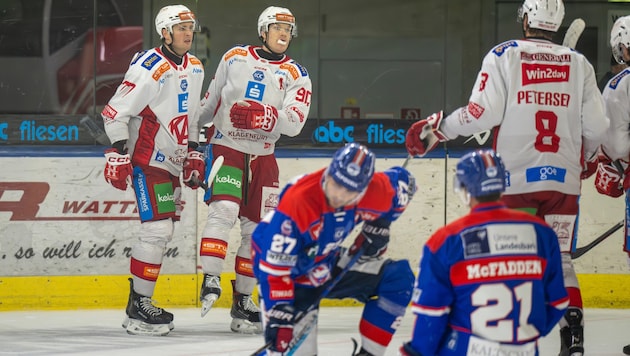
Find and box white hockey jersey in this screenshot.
[601,68,630,161]
[101,47,205,176]
[198,45,312,155]
[440,38,608,195]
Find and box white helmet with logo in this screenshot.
[518,0,565,32]
[257,6,297,38]
[610,15,630,64]
[155,4,198,38]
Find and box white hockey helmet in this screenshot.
[518,0,565,32]
[155,4,199,38]
[610,15,630,64]
[257,6,297,38]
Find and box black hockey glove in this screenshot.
[349,218,390,259]
[265,303,296,353]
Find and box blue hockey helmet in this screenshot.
[326,143,375,193]
[454,149,506,201]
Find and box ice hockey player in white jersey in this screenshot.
[404,1,608,355]
[589,15,630,355]
[399,149,569,356]
[101,4,205,336]
[195,6,312,334]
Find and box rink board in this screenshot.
[0,273,629,310]
[1,147,629,310]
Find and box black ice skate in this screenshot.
[623,343,630,355]
[200,274,221,317]
[121,278,174,336]
[229,280,262,334]
[559,307,584,356]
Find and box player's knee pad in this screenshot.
[206,200,239,232]
[377,259,414,309]
[240,217,257,239]
[139,219,174,248]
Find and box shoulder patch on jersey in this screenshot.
[189,57,202,66]
[293,61,308,77]
[492,40,518,57]
[280,63,300,80]
[224,47,248,61]
[608,69,630,90]
[130,50,149,65]
[152,62,171,81]
[141,53,162,70]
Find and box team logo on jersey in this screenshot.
[253,70,265,81]
[609,69,630,90]
[281,219,292,236]
[180,79,188,92]
[525,165,566,183]
[245,81,266,100]
[168,115,189,145]
[522,63,570,85]
[492,40,517,57]
[154,151,165,162]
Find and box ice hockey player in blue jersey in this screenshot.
[400,149,569,356]
[251,143,417,356]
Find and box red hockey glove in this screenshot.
[183,147,205,189]
[595,161,624,197]
[104,148,132,191]
[229,100,278,132]
[265,303,295,353]
[405,111,447,157]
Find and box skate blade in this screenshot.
[125,318,171,336]
[200,294,218,317]
[122,317,174,331]
[230,318,262,334]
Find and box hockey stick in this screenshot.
[562,18,585,49]
[571,220,624,259]
[80,115,111,146]
[250,232,365,356]
[402,154,412,169]
[195,154,224,192]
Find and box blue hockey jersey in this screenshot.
[251,166,413,309]
[408,201,569,355]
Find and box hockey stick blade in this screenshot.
[571,220,624,259]
[196,155,224,192]
[562,18,585,49]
